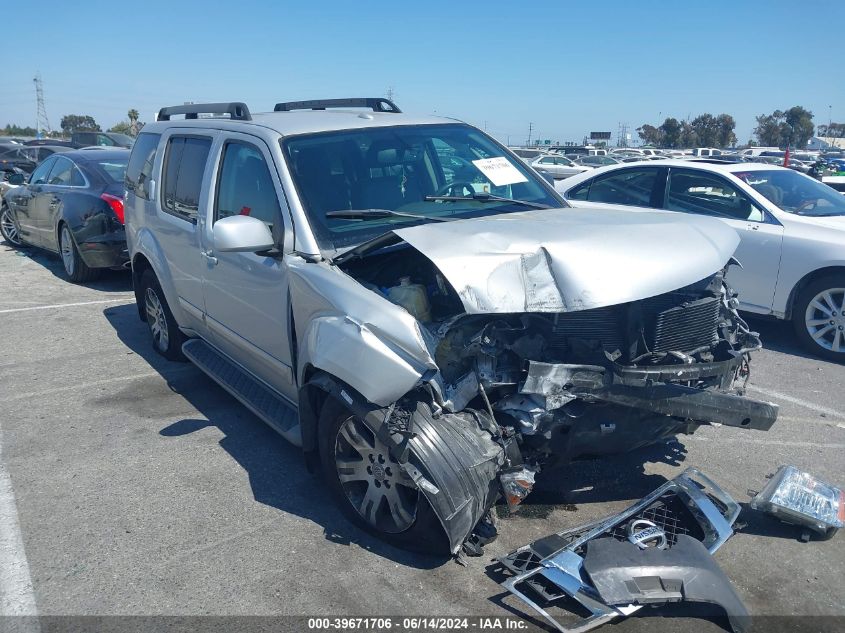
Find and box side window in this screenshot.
[214,141,280,228]
[29,156,57,185]
[567,180,591,201]
[538,157,555,165]
[97,134,116,146]
[584,168,658,207]
[161,135,212,222]
[47,157,84,186]
[125,132,161,200]
[666,169,762,221]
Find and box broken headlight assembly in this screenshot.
[750,465,844,538]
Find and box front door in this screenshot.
[664,167,784,312]
[11,156,57,247]
[201,134,295,400]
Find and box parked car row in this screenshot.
[555,158,845,360]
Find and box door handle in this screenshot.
[201,249,218,265]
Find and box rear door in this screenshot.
[156,131,215,332]
[200,133,296,399]
[663,167,784,312]
[34,156,87,251]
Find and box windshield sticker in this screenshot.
[472,157,528,187]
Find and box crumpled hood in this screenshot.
[393,207,740,314]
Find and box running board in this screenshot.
[182,338,302,447]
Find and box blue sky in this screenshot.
[2,0,842,145]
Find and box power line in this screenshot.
[33,73,51,136]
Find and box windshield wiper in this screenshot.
[423,192,551,209]
[325,209,454,222]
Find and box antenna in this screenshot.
[33,73,51,137]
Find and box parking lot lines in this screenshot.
[0,429,40,630]
[746,384,845,421]
[0,298,134,315]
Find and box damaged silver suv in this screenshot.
[125,99,777,555]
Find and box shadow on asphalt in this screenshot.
[102,302,447,569]
[1,240,132,292]
[744,315,824,362]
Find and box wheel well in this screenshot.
[131,254,153,321]
[786,267,845,320]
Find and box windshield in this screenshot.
[734,169,845,217]
[282,123,562,250]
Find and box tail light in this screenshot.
[101,193,124,224]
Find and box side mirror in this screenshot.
[212,215,275,253]
[8,172,25,185]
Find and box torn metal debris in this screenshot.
[496,468,746,633]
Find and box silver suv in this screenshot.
[125,99,777,554]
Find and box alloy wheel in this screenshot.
[804,288,845,353]
[1,207,22,246]
[60,226,75,276]
[334,416,418,533]
[145,287,169,352]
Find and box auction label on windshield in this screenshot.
[472,157,528,187]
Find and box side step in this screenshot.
[182,338,302,447]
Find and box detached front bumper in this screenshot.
[497,468,748,633]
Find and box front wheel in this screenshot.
[793,276,845,362]
[1,204,24,247]
[317,399,449,554]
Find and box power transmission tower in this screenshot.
[527,122,534,146]
[33,73,51,137]
[386,85,395,102]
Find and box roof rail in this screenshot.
[157,102,252,121]
[273,98,401,113]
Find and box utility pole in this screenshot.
[527,122,533,146]
[33,73,51,137]
[386,85,395,102]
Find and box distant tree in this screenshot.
[817,122,845,138]
[636,124,663,146]
[679,121,699,147]
[2,123,38,136]
[690,113,719,147]
[109,121,132,134]
[60,114,101,134]
[659,117,682,148]
[128,109,140,136]
[754,106,814,148]
[715,114,737,147]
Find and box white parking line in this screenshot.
[746,384,845,421]
[0,366,198,404]
[0,298,134,315]
[0,428,40,631]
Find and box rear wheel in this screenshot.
[59,224,100,282]
[318,399,449,554]
[1,204,23,247]
[139,269,186,361]
[793,276,845,362]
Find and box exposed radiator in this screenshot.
[649,296,720,353]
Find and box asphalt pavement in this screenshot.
[0,241,843,632]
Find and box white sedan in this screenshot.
[556,160,845,360]
[530,154,592,179]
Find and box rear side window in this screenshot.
[568,168,658,206]
[47,157,85,187]
[161,136,212,222]
[125,133,160,200]
[214,141,280,228]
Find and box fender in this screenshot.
[132,226,187,326]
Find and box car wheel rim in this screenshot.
[334,416,418,534]
[145,287,169,351]
[805,287,845,353]
[60,226,75,275]
[1,208,21,245]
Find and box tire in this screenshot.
[792,275,845,362]
[139,269,186,361]
[59,223,100,282]
[1,204,24,247]
[317,398,449,554]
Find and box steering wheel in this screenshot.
[435,181,476,197]
[796,200,818,214]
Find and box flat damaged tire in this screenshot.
[317,399,450,555]
[139,269,186,361]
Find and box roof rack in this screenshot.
[157,102,252,121]
[273,98,401,113]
